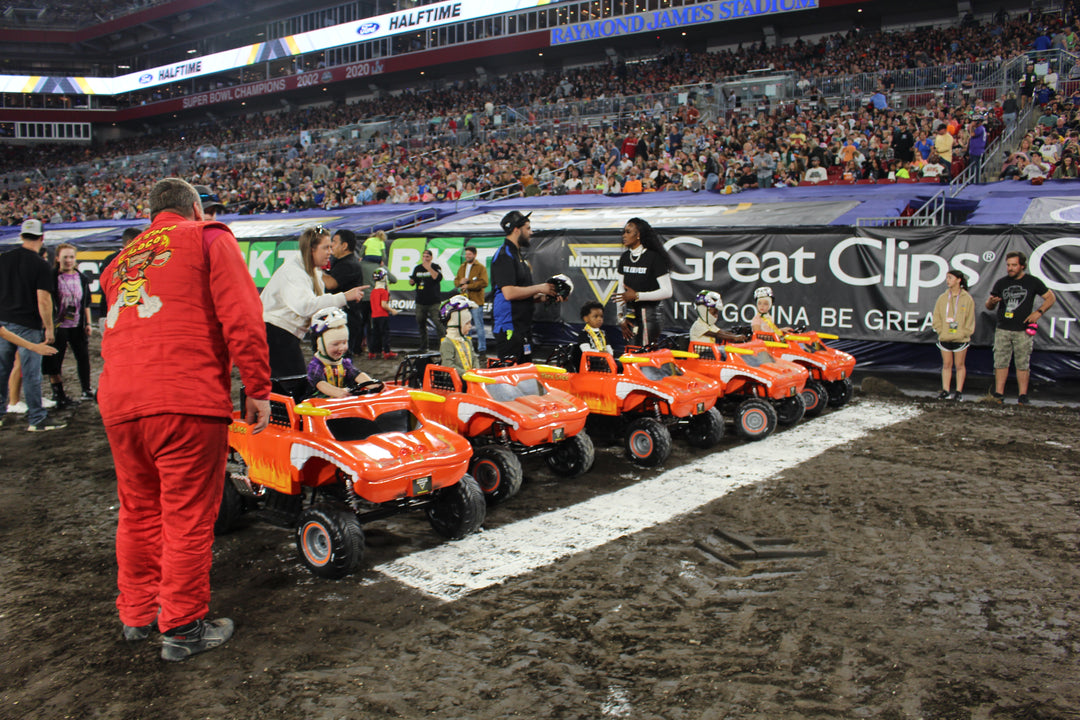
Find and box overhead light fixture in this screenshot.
[187,49,198,54]
[118,64,130,69]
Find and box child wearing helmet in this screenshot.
[307,308,373,398]
[439,295,479,372]
[751,287,793,337]
[368,267,398,360]
[690,290,746,343]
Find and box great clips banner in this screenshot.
[516,226,1080,352]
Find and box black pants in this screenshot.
[265,322,306,378]
[43,325,92,393]
[369,316,391,354]
[495,328,532,364]
[347,302,369,355]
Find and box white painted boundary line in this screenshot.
[375,399,921,601]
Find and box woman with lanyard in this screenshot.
[261,225,365,377]
[615,217,672,347]
[931,269,975,401]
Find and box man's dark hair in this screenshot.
[1006,251,1027,268]
[580,300,604,320]
[120,227,143,246]
[149,178,199,219]
[333,228,357,253]
[463,245,477,255]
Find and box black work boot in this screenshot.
[51,383,73,409]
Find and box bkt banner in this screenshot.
[518,226,1080,352]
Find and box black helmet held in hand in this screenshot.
[500,210,532,235]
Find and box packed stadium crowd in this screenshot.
[2,8,1080,227]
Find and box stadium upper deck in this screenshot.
[0,0,1039,133]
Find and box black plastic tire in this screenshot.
[801,379,829,418]
[470,445,523,505]
[624,417,672,467]
[735,398,777,441]
[295,504,365,579]
[214,478,244,536]
[827,377,855,407]
[427,474,486,539]
[684,407,724,449]
[774,393,806,426]
[544,432,596,477]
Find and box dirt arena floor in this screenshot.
[1,342,1078,720]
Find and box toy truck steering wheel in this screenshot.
[349,379,385,396]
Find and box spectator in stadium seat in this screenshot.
[1019,155,1049,181]
[1052,154,1079,178]
[803,156,828,183]
[921,152,946,179]
[933,124,955,180]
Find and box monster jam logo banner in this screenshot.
[521,227,1080,351]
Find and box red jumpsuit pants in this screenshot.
[107,413,228,632]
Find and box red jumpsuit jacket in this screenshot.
[99,211,270,425]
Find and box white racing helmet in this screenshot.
[371,267,389,283]
[440,294,478,331]
[754,286,774,313]
[311,307,350,357]
[694,290,722,321]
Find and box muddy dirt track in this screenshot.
[1,350,1078,720]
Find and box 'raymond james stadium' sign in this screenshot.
[551,0,819,45]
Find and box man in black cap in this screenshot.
[0,219,65,431]
[489,210,557,362]
[194,185,226,220]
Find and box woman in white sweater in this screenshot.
[262,225,365,376]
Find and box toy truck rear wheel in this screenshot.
[684,407,724,449]
[427,474,486,540]
[735,398,777,441]
[296,504,365,579]
[470,446,523,505]
[801,380,829,417]
[214,479,244,536]
[774,393,806,426]
[624,417,672,467]
[545,432,596,477]
[826,377,854,407]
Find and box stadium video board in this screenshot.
[0,0,551,96]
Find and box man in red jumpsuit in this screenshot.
[100,178,270,662]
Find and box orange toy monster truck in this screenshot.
[748,329,857,416]
[216,376,484,579]
[392,354,594,505]
[640,335,808,441]
[543,345,723,467]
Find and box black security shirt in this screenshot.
[0,247,52,329]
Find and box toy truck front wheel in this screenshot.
[774,393,807,426]
[296,504,365,579]
[801,379,829,417]
[470,446,524,505]
[735,398,778,441]
[624,417,672,467]
[545,432,596,477]
[826,378,854,407]
[684,407,725,449]
[426,474,486,539]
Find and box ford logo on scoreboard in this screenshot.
[357,21,379,35]
[138,73,154,84]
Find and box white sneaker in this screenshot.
[42,397,56,408]
[7,401,28,414]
